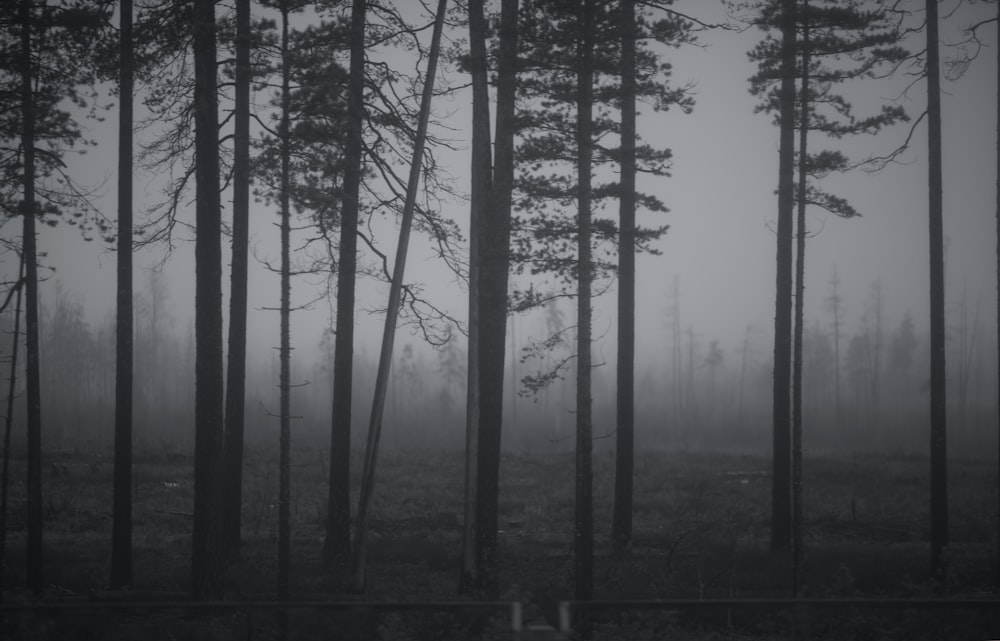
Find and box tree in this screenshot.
[323,0,366,571]
[222,0,252,559]
[0,254,24,595]
[19,0,43,592]
[472,0,519,594]
[925,0,948,585]
[612,0,636,554]
[350,0,448,592]
[191,0,225,600]
[110,0,134,590]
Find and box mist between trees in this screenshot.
[3,272,994,458]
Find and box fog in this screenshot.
[1,1,998,459]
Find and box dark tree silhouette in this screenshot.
[110,0,134,590]
[191,0,225,600]
[222,0,252,559]
[575,0,596,604]
[324,0,366,571]
[926,0,948,586]
[473,0,518,594]
[612,0,637,554]
[0,256,24,594]
[19,0,42,591]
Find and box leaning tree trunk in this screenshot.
[349,0,447,593]
[926,0,949,586]
[612,0,637,554]
[574,0,595,606]
[20,0,43,594]
[110,0,134,590]
[770,0,797,555]
[222,0,251,559]
[323,0,366,570]
[191,0,226,600]
[791,4,809,596]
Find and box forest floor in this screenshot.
[0,445,997,640]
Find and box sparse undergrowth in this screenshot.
[1,447,997,639]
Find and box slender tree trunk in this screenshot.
[461,0,491,593]
[20,0,43,593]
[277,1,291,614]
[350,0,447,592]
[223,0,251,559]
[323,0,366,571]
[926,0,948,586]
[791,4,808,595]
[191,0,225,600]
[770,0,796,555]
[574,0,595,605]
[995,0,999,589]
[110,0,134,590]
[1,257,25,596]
[475,0,518,593]
[612,0,636,555]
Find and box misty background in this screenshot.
[1,0,997,459]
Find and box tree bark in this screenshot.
[926,0,949,586]
[191,0,225,600]
[223,0,251,559]
[111,0,134,590]
[770,0,796,555]
[575,0,595,605]
[612,0,637,554]
[20,0,43,594]
[323,0,366,571]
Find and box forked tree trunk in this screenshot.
[110,0,134,590]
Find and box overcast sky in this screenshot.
[4,0,998,391]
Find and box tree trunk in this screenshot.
[277,0,291,614]
[191,0,225,600]
[323,0,366,571]
[20,0,43,594]
[791,2,808,595]
[770,0,796,555]
[475,0,518,593]
[461,0,491,593]
[111,0,134,590]
[995,0,999,589]
[926,0,949,586]
[350,0,447,592]
[223,0,251,560]
[574,0,595,605]
[612,0,636,554]
[1,257,25,595]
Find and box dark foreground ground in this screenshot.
[1,446,998,639]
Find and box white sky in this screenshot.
[4,0,998,391]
